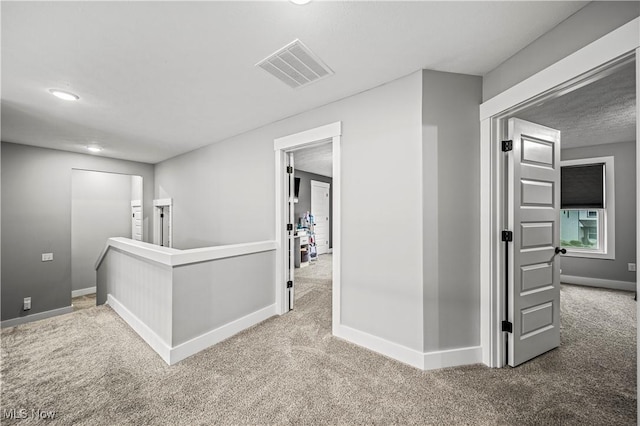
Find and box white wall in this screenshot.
[156,71,425,352]
[483,1,640,101]
[71,170,133,292]
[131,175,143,201]
[422,70,483,352]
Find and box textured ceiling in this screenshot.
[1,1,588,163]
[516,61,636,149]
[293,142,333,178]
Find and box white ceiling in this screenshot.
[516,61,636,149]
[1,1,588,164]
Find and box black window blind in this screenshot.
[561,163,604,209]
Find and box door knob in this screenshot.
[555,247,567,255]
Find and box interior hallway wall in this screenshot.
[483,1,640,101]
[560,141,637,283]
[422,70,483,352]
[1,142,154,322]
[71,170,133,292]
[155,71,425,352]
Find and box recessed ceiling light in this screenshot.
[86,145,102,153]
[290,0,311,4]
[49,89,79,101]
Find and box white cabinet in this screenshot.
[294,235,309,268]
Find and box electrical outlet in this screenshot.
[628,263,636,272]
[23,297,31,311]
[41,253,53,262]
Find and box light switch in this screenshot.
[42,253,53,262]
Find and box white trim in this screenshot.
[480,19,640,368]
[1,306,74,328]
[169,304,276,365]
[96,237,276,269]
[72,287,96,298]
[152,198,172,207]
[335,325,482,370]
[331,135,341,333]
[310,180,330,189]
[274,122,341,151]
[334,324,424,369]
[273,123,342,324]
[481,18,639,120]
[560,156,615,260]
[423,346,483,370]
[107,294,172,364]
[108,295,276,365]
[561,275,635,292]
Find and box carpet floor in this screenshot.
[1,255,636,425]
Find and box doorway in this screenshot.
[480,22,638,368]
[71,169,143,301]
[274,122,341,334]
[501,61,636,367]
[153,198,173,247]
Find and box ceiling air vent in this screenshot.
[256,39,334,89]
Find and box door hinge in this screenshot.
[502,140,513,152]
[287,223,293,231]
[501,230,513,242]
[502,321,513,333]
[287,281,293,288]
[160,213,164,218]
[286,166,293,174]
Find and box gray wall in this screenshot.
[1,142,154,321]
[156,71,426,351]
[71,170,134,292]
[483,1,640,101]
[294,170,332,249]
[561,141,637,283]
[172,250,275,345]
[422,70,483,352]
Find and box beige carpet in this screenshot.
[1,257,636,425]
[72,294,97,312]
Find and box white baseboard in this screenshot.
[423,345,483,370]
[72,287,96,298]
[107,295,172,364]
[169,304,277,365]
[561,274,636,292]
[1,306,74,328]
[108,295,276,366]
[334,324,482,370]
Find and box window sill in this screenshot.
[562,250,614,260]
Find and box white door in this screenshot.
[311,180,330,255]
[506,118,561,367]
[131,202,143,241]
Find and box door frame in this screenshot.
[479,18,639,368]
[153,198,173,247]
[274,122,341,333]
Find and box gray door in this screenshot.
[507,118,561,367]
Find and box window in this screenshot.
[560,156,615,259]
